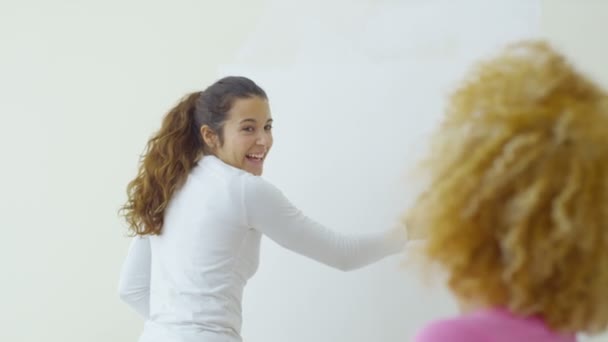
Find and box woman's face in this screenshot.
[206,96,273,176]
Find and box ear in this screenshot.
[200,125,218,150]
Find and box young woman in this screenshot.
[118,76,405,342]
[407,41,608,342]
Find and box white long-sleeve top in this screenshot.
[118,155,405,342]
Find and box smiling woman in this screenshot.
[117,76,406,342]
[201,96,273,176]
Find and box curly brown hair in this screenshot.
[405,40,608,334]
[120,76,267,236]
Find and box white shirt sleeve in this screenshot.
[118,236,151,318]
[242,176,405,271]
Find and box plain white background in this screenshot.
[1,1,607,341]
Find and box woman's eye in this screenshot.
[243,127,255,132]
[264,125,273,131]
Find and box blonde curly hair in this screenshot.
[406,40,608,334]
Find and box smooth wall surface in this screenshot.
[2,1,606,341]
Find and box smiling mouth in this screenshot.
[246,153,265,162]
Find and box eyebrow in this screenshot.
[239,118,274,124]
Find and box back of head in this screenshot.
[406,40,608,334]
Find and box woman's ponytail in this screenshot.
[121,92,202,236]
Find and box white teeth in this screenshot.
[247,153,264,159]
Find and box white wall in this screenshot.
[6,1,605,342]
[222,1,539,341]
[0,2,262,341]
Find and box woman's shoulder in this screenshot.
[196,155,283,200]
[413,316,487,342]
[240,173,283,200]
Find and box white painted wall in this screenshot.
[8,1,606,341]
[222,2,539,341]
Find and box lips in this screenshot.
[246,153,265,161]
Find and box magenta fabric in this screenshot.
[414,308,577,342]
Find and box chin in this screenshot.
[242,159,264,176]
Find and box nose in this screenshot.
[256,132,271,148]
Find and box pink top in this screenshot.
[414,308,577,342]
